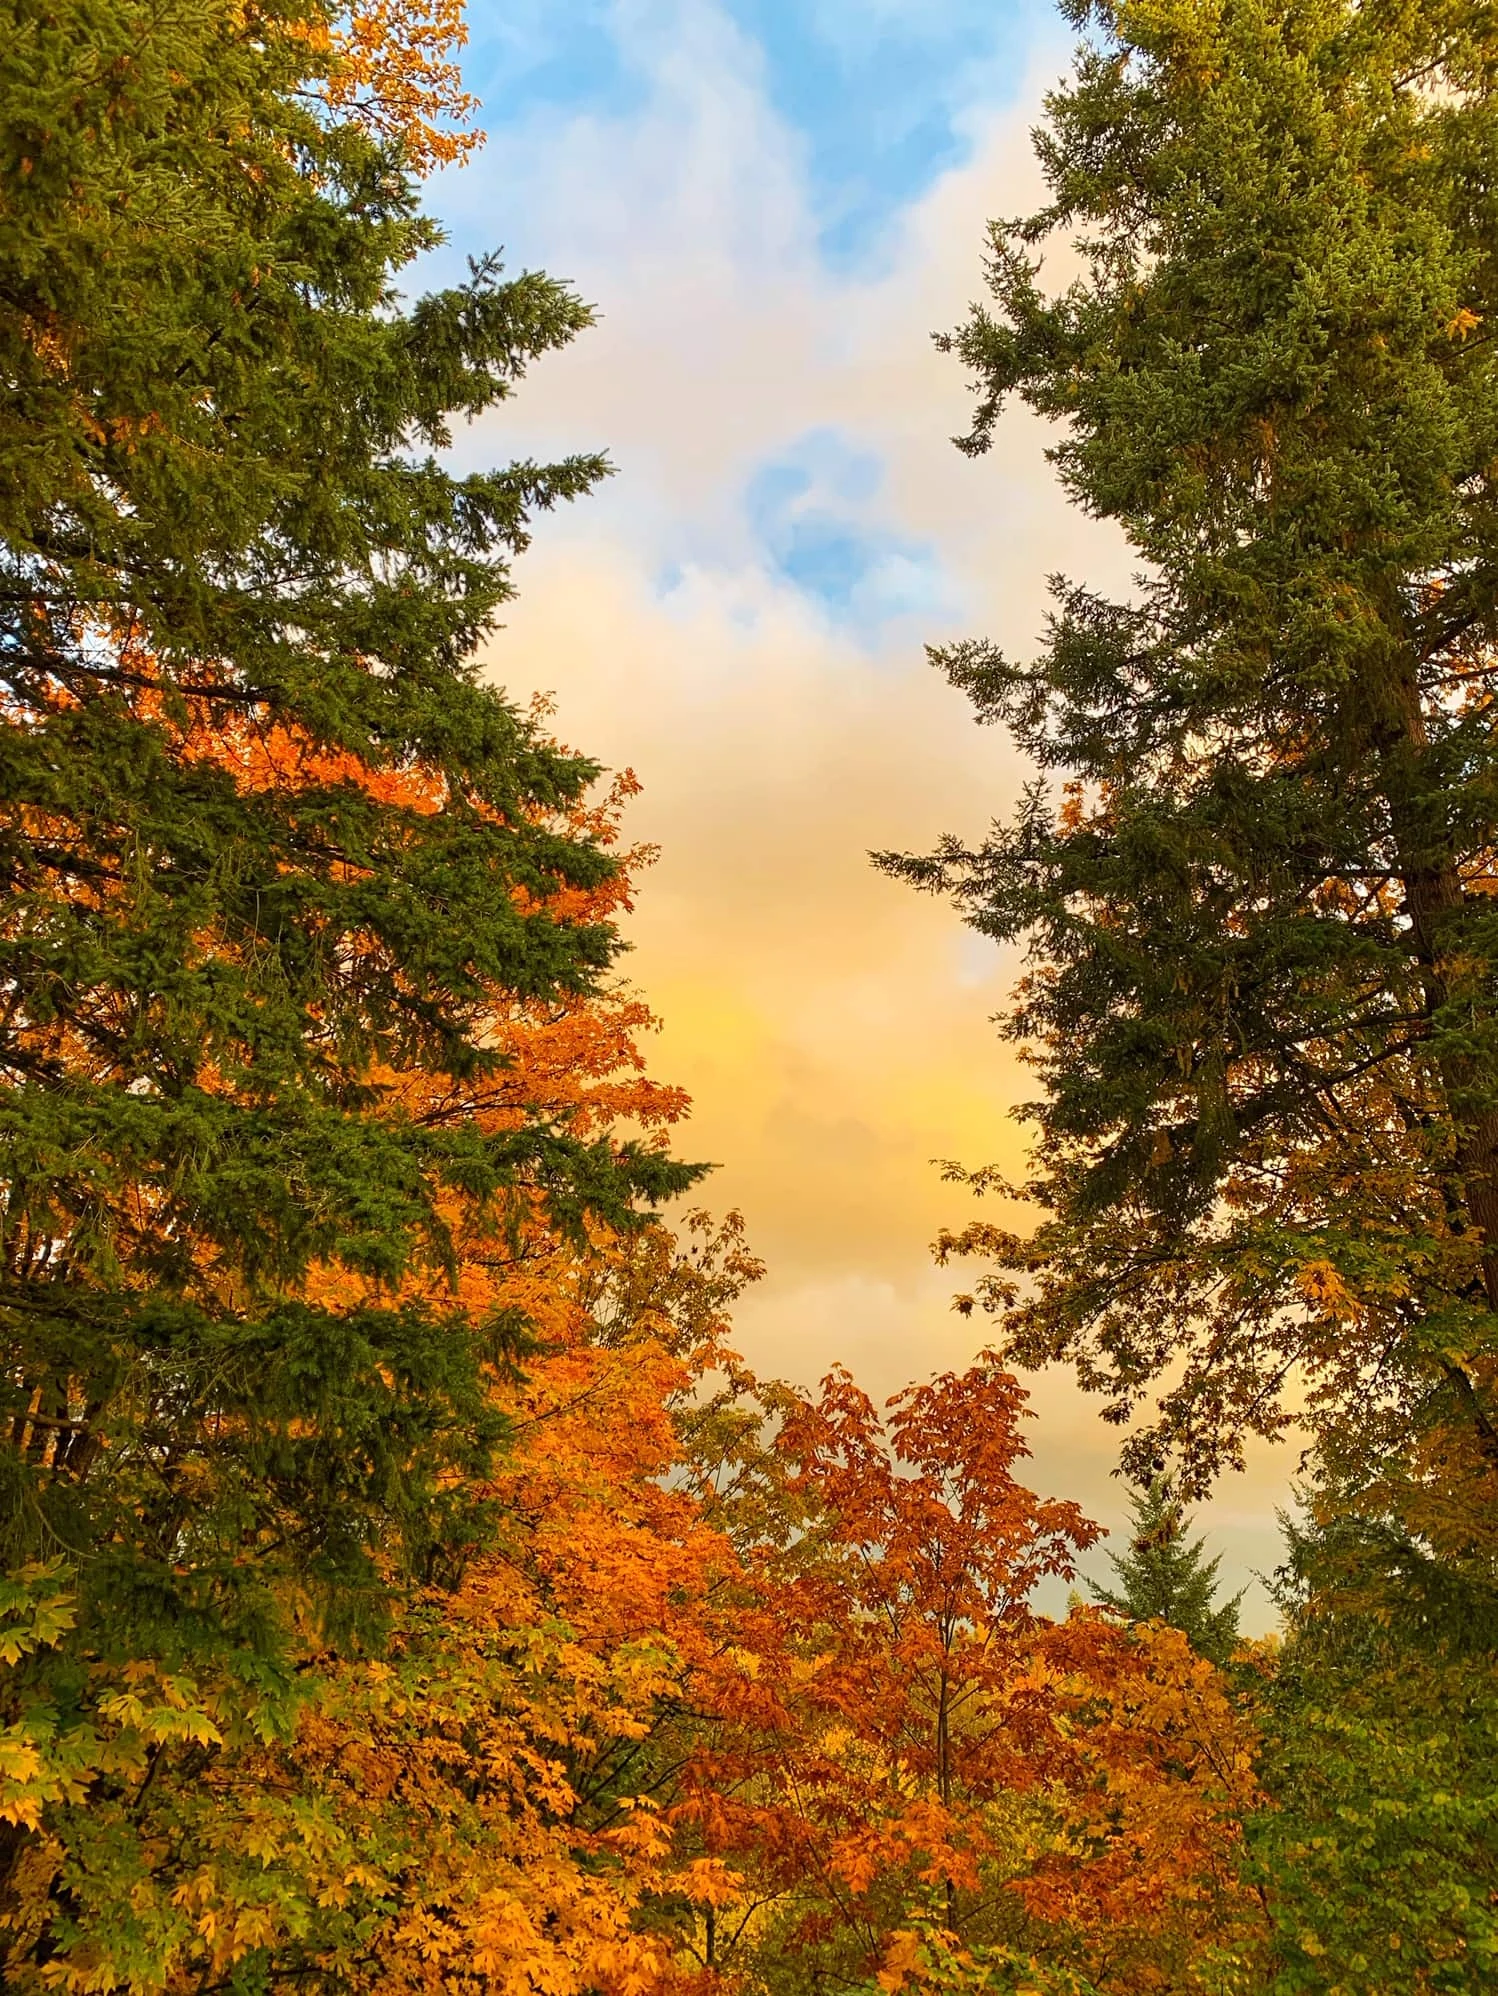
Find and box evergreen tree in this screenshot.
[0,0,699,1969]
[1089,1478,1243,1666]
[882,0,1498,1524]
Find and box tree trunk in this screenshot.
[1378,648,1498,1463]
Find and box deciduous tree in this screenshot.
[675,1360,1262,1994]
[1244,1511,1498,1993]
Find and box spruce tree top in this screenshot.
[1091,1479,1244,1666]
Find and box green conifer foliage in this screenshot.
[1089,1478,1243,1666]
[882,0,1498,1502]
[0,0,700,1963]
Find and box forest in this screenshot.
[0,0,1494,1990]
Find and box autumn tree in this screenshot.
[881,0,1498,1533]
[880,7,1498,1974]
[0,766,725,1987]
[258,1210,757,1996]
[0,1199,754,1993]
[675,1360,1262,1995]
[1090,1480,1244,1668]
[0,0,701,1979]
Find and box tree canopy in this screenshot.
[883,0,1498,1539]
[882,3,1498,1986]
[0,0,701,1971]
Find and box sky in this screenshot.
[427,0,1291,1624]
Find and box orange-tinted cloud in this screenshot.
[448,8,1290,1618]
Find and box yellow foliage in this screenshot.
[290,0,483,171]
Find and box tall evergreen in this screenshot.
[1089,1478,1243,1666]
[0,0,698,1962]
[882,0,1498,1528]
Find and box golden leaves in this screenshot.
[1296,1258,1360,1319]
[0,1562,77,1668]
[307,0,484,172]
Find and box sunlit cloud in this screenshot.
[427,0,1290,1621]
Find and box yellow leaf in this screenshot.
[1296,1260,1358,1318]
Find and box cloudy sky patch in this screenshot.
[426,0,1287,1622]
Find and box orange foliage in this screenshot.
[287,0,482,171]
[206,708,736,1989]
[0,677,1265,1990]
[280,1230,740,1993]
[668,1361,1263,1991]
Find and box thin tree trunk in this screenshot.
[1378,648,1498,1463]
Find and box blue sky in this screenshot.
[460,0,1047,265]
[434,1,1057,634]
[694,0,1044,261]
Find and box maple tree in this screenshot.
[229,1214,751,1996]
[669,1360,1263,1995]
[308,0,483,169]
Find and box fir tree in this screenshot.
[1090,1478,1243,1666]
[882,0,1498,1522]
[0,0,700,1968]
